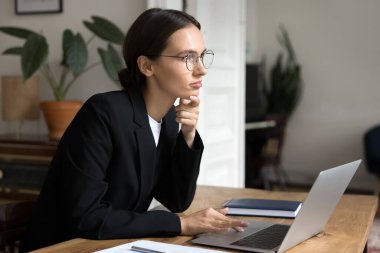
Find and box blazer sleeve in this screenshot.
[57,97,181,240]
[154,130,204,212]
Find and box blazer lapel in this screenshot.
[162,106,179,147]
[126,85,156,205]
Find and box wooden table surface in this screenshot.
[31,185,378,253]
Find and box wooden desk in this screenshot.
[31,185,378,253]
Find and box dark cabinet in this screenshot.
[0,135,56,194]
[0,161,49,193]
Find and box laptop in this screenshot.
[192,160,361,253]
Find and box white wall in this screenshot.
[0,0,146,134]
[247,0,380,190]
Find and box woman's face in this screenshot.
[149,25,207,99]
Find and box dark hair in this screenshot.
[118,8,201,88]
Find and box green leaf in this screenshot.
[0,27,37,39]
[260,25,302,117]
[83,16,124,45]
[61,29,75,66]
[98,44,124,84]
[21,34,48,80]
[64,32,88,76]
[3,47,23,55]
[278,25,297,65]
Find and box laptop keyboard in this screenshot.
[231,224,290,250]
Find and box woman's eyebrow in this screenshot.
[177,49,207,55]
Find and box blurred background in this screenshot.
[0,0,379,193]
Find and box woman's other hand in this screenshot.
[175,96,200,148]
[180,207,248,235]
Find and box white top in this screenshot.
[148,115,162,147]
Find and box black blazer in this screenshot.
[21,84,203,252]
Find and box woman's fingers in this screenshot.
[180,208,248,235]
[175,96,200,147]
[177,96,200,107]
[175,97,199,124]
[208,208,248,233]
[216,207,229,215]
[215,207,248,231]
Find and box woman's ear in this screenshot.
[137,56,154,77]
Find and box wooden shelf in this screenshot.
[0,134,57,158]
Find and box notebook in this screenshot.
[223,198,302,218]
[192,160,361,253]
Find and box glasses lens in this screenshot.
[202,51,214,69]
[185,55,194,71]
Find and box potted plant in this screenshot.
[257,25,303,188]
[259,25,302,120]
[0,16,125,140]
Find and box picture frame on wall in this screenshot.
[15,0,63,15]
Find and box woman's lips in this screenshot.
[190,81,202,89]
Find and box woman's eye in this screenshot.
[185,54,195,60]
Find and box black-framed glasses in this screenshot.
[156,50,214,71]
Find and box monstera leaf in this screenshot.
[62,29,88,76]
[0,27,36,39]
[83,16,124,45]
[21,33,48,80]
[98,44,124,84]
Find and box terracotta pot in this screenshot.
[40,100,83,141]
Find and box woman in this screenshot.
[21,8,247,252]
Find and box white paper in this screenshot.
[93,239,227,253]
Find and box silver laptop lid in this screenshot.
[278,160,361,253]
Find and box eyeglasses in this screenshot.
[155,50,214,71]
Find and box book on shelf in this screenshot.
[223,198,302,218]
